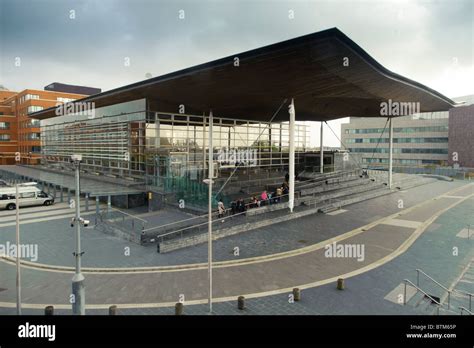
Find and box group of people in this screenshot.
[218,180,291,218]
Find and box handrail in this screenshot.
[403,279,441,315]
[452,289,473,312]
[107,207,148,223]
[143,193,290,234]
[416,269,451,309]
[151,193,293,242]
[296,169,361,190]
[459,306,473,315]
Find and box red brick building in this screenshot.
[0,86,98,164]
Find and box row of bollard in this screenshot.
[43,279,346,315]
[43,305,118,315]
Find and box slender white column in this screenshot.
[207,110,213,313]
[15,184,21,315]
[320,121,324,173]
[288,99,295,213]
[388,117,393,189]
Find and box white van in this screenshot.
[0,186,54,210]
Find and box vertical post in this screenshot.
[95,196,100,225]
[15,184,21,315]
[288,99,295,213]
[85,193,89,212]
[208,110,214,313]
[320,122,324,173]
[72,160,85,315]
[388,117,393,189]
[60,186,63,203]
[107,195,111,213]
[203,114,207,173]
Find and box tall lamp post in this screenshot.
[203,111,214,314]
[71,154,86,315]
[14,181,38,315]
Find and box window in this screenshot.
[0,134,11,141]
[27,133,41,140]
[28,119,41,128]
[0,194,15,200]
[27,106,44,114]
[0,122,10,129]
[25,94,39,101]
[347,126,448,134]
[350,147,448,154]
[57,97,76,103]
[20,192,35,198]
[37,192,48,198]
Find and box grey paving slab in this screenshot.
[0,180,470,272]
[1,184,471,308]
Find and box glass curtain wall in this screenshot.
[41,99,310,205]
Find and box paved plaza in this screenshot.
[0,179,472,315]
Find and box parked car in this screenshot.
[0,186,54,210]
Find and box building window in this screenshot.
[346,126,448,134]
[57,97,76,103]
[28,119,41,128]
[0,122,10,129]
[27,133,41,140]
[31,146,41,153]
[350,147,448,154]
[0,134,11,141]
[25,94,39,101]
[27,106,44,114]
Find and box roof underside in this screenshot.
[32,28,455,122]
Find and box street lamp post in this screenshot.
[71,154,85,315]
[14,181,37,315]
[207,111,214,313]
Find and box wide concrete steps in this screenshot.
[155,173,436,252]
[318,186,390,213]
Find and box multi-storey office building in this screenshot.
[341,114,450,166]
[0,86,97,164]
[341,96,473,168]
[0,89,19,165]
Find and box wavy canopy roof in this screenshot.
[32,27,455,122]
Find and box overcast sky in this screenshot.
[1,0,473,147]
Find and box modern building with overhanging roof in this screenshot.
[29,27,457,209]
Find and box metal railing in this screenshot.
[453,289,473,312]
[460,306,473,315]
[416,268,473,312]
[98,207,147,242]
[416,269,451,310]
[403,279,442,315]
[144,191,331,247]
[146,193,291,243]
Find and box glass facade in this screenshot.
[41,98,310,205]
